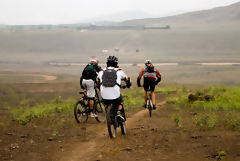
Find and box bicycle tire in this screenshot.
[106,106,116,138]
[74,101,88,123]
[94,101,105,123]
[120,121,126,135]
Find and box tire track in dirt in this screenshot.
[59,101,165,161]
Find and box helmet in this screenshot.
[145,59,152,65]
[89,56,98,64]
[106,56,118,67]
[107,56,118,63]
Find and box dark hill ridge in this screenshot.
[117,2,240,26]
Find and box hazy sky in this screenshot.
[0,0,239,25]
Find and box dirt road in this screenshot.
[58,102,165,161]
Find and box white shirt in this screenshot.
[98,67,127,100]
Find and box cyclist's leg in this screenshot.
[115,96,126,121]
[84,79,96,117]
[144,90,148,105]
[151,92,155,104]
[149,78,156,109]
[115,95,123,111]
[88,97,94,113]
[143,77,150,107]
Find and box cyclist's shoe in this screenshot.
[90,113,98,118]
[153,104,156,110]
[143,104,147,108]
[117,111,125,122]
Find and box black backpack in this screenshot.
[82,63,97,80]
[146,66,154,73]
[102,68,119,87]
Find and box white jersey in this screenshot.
[98,67,127,100]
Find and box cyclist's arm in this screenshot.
[123,77,131,88]
[120,70,131,88]
[96,65,103,72]
[137,68,144,87]
[80,76,84,89]
[155,69,161,84]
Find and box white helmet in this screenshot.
[145,59,152,65]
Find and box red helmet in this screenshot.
[89,56,98,64]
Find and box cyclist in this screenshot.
[137,60,161,110]
[80,56,102,118]
[98,56,131,122]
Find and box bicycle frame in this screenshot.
[146,90,153,117]
[74,86,104,123]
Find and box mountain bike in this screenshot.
[146,90,153,117]
[74,86,105,123]
[104,85,128,138]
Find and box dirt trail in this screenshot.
[0,73,57,82]
[59,102,165,161]
[23,74,57,81]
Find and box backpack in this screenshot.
[102,68,119,87]
[146,66,154,73]
[82,63,97,80]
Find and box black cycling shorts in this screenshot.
[102,95,126,120]
[143,77,156,91]
[102,95,123,106]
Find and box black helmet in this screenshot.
[107,56,118,63]
[107,56,118,67]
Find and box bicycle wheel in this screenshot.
[94,101,105,123]
[74,100,88,123]
[148,99,152,117]
[106,106,117,138]
[120,121,126,135]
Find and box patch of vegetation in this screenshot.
[155,86,188,95]
[171,113,182,127]
[218,151,226,157]
[0,83,79,108]
[123,88,145,110]
[167,86,240,111]
[52,130,59,136]
[225,112,240,130]
[194,113,218,129]
[11,97,76,125]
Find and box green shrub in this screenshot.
[194,113,218,129]
[225,112,240,130]
[171,113,182,127]
[218,151,226,157]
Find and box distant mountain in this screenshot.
[117,2,240,26]
[79,10,152,24]
[0,24,6,28]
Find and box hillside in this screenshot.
[118,2,240,26]
[1,2,240,64]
